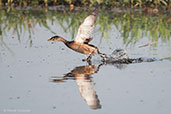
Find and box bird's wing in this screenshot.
[74,9,98,43]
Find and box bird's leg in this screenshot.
[87,60,92,65]
[97,48,108,62]
[82,56,91,61]
[82,58,92,65]
[86,54,92,62]
[82,54,93,64]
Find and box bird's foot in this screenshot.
[99,53,108,62]
[83,54,92,64]
[82,59,86,62]
[82,58,92,65]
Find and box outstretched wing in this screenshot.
[74,9,98,43]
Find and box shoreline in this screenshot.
[0,5,170,14]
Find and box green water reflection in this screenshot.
[0,7,170,47]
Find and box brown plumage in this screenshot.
[48,36,101,60]
[48,8,106,61]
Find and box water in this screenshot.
[0,8,171,114]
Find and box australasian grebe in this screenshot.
[48,8,106,61]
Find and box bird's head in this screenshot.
[48,36,64,41]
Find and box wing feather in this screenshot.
[74,9,98,43]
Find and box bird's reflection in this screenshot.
[50,56,130,110]
[50,64,102,110]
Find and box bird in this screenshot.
[48,8,107,62]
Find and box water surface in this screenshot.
[0,8,171,114]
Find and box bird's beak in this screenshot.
[48,38,52,41]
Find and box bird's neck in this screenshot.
[58,37,68,44]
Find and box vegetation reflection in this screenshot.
[0,8,170,47]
